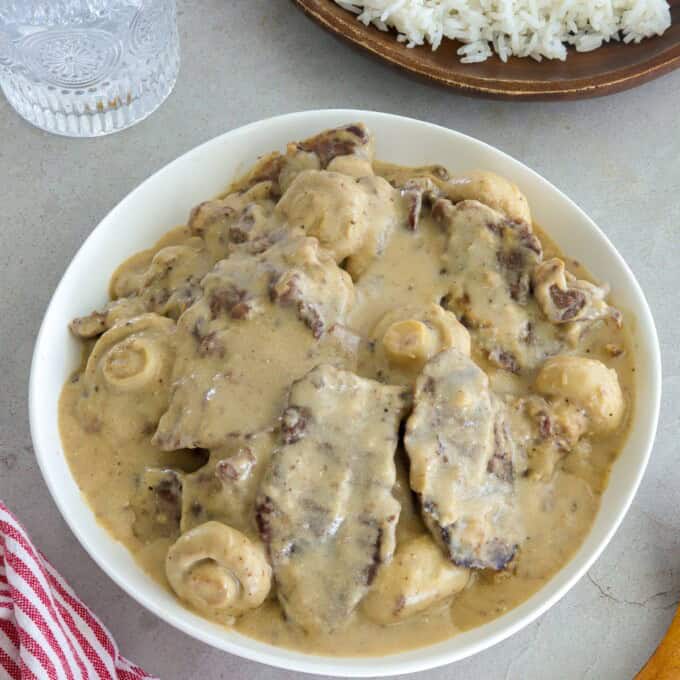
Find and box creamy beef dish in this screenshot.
[60,123,635,656]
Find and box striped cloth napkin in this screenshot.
[0,501,156,680]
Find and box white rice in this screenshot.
[333,0,671,62]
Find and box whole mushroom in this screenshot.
[372,303,471,383]
[362,535,470,624]
[534,355,625,436]
[165,521,272,616]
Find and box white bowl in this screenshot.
[29,110,662,677]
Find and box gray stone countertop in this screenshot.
[1,1,679,678]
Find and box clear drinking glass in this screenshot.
[0,0,179,137]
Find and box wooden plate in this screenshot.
[292,0,680,99]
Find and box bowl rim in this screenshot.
[29,109,662,677]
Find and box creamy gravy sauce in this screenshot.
[59,123,634,656]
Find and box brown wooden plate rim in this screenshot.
[293,0,680,99]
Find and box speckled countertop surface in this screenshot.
[1,1,679,678]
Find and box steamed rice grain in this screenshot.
[334,0,671,62]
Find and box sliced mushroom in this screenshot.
[534,355,625,436]
[71,238,212,340]
[111,238,212,312]
[362,535,470,624]
[69,297,148,339]
[165,521,271,616]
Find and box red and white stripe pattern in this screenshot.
[0,501,156,680]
